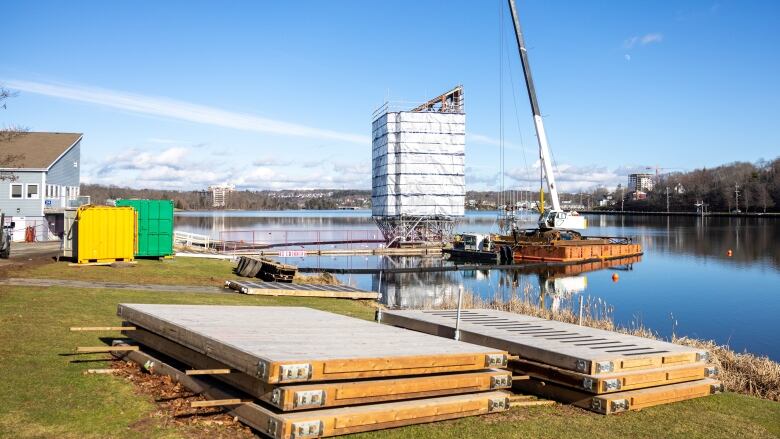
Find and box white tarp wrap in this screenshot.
[373,153,464,167]
[374,163,464,175]
[373,184,466,196]
[372,111,466,217]
[373,174,465,186]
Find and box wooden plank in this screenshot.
[126,325,512,410]
[513,377,722,414]
[70,326,135,331]
[382,309,707,375]
[75,345,138,353]
[84,369,120,374]
[185,369,232,375]
[113,344,511,438]
[69,261,137,267]
[191,399,245,408]
[509,358,716,393]
[224,280,380,300]
[118,305,508,384]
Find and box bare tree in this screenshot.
[0,85,27,181]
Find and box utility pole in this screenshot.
[666,187,670,213]
[734,183,740,212]
[618,184,624,211]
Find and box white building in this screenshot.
[628,173,654,192]
[208,183,235,208]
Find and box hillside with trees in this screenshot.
[616,158,779,213]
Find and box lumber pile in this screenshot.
[381,309,723,415]
[110,304,516,437]
[235,256,297,282]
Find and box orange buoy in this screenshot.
[727,249,733,257]
[611,273,619,282]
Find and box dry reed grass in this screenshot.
[293,271,341,285]
[437,289,780,402]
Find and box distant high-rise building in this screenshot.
[628,173,654,192]
[208,183,235,208]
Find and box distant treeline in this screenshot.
[619,158,780,213]
[79,184,371,210]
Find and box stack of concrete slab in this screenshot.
[115,305,513,438]
[381,309,722,415]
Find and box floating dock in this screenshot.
[381,309,707,375]
[123,325,511,410]
[380,308,720,414]
[224,280,379,300]
[508,358,716,394]
[114,343,511,438]
[109,304,518,437]
[513,377,722,414]
[117,305,509,383]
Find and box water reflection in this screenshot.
[176,210,780,358]
[176,211,780,271]
[370,255,640,312]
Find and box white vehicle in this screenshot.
[457,233,492,252]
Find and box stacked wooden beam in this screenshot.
[235,256,297,282]
[115,304,514,437]
[381,309,722,415]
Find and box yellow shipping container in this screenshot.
[75,205,136,264]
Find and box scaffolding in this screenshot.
[371,86,465,247]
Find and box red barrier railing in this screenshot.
[215,229,385,253]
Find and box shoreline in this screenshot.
[577,210,780,218]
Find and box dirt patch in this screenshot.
[0,250,56,279]
[113,360,257,438]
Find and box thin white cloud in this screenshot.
[4,79,368,144]
[623,33,664,49]
[640,33,663,45]
[467,133,529,152]
[253,157,293,167]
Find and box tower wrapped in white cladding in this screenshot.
[371,110,465,218]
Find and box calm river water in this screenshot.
[175,210,780,360]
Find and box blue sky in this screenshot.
[2,1,778,191]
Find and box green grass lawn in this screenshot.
[1,258,779,438]
[16,257,236,286]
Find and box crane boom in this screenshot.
[506,0,586,230]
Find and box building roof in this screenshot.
[0,132,82,170]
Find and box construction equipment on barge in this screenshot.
[453,0,642,263]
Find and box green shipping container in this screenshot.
[115,199,174,258]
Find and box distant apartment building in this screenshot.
[628,173,654,192]
[0,132,85,241]
[209,183,235,207]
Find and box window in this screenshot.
[10,184,22,199]
[27,184,39,199]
